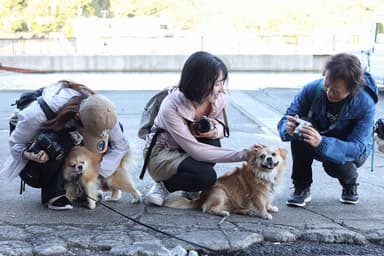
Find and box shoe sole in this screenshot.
[144,196,164,206]
[48,204,73,210]
[339,198,359,204]
[286,196,312,207]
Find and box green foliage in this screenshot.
[0,0,383,37]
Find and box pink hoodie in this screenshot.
[147,88,248,163]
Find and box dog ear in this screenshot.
[278,148,288,160]
[245,148,258,163]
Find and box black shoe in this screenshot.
[286,187,311,207]
[48,195,73,210]
[340,183,359,204]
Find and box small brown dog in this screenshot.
[63,145,142,209]
[164,147,287,220]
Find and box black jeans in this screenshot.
[290,140,367,189]
[20,131,73,204]
[164,138,221,193]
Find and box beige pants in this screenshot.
[143,144,189,182]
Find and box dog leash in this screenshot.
[78,186,218,254]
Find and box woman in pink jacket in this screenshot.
[144,51,263,206]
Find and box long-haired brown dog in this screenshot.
[164,147,287,220]
[63,145,142,209]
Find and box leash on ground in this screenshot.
[79,187,218,254]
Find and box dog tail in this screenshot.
[164,196,201,209]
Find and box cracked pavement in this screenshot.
[0,84,383,255]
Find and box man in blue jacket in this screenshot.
[277,53,378,207]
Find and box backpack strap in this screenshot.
[37,96,56,120]
[139,128,165,180]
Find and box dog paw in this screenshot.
[104,195,119,201]
[88,201,96,209]
[97,190,104,201]
[263,213,273,220]
[105,190,122,201]
[268,205,279,213]
[131,194,142,204]
[218,211,230,217]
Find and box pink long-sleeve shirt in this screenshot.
[146,88,248,163]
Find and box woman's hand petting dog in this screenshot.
[246,144,267,160]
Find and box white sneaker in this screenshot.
[144,182,170,206]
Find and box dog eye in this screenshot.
[272,152,276,157]
[69,163,76,168]
[260,154,266,159]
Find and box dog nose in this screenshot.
[76,165,83,171]
[266,156,272,162]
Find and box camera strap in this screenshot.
[221,108,230,137]
[307,80,323,120]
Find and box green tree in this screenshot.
[1,0,384,37]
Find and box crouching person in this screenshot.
[143,51,264,206]
[277,53,378,206]
[0,80,130,210]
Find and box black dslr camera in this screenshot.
[196,116,212,133]
[293,118,312,141]
[29,133,65,161]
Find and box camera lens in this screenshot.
[197,116,211,133]
[33,133,65,161]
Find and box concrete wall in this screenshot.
[0,54,331,72]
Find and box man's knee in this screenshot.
[323,161,358,183]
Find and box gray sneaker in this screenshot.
[340,183,359,204]
[144,182,170,206]
[286,187,311,207]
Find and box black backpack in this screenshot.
[137,87,170,140]
[10,88,56,134]
[10,88,56,190]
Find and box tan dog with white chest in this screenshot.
[63,145,142,209]
[164,147,287,220]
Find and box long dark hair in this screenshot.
[41,80,95,132]
[179,51,228,103]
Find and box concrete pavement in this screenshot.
[0,88,383,256]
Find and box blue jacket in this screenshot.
[277,72,379,164]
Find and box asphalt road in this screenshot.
[1,86,384,255]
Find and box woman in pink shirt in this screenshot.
[144,51,263,206]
